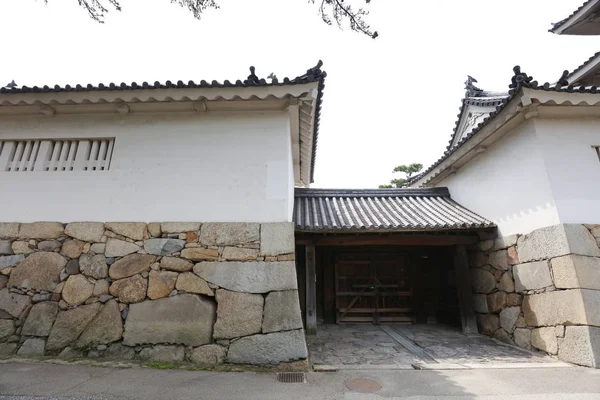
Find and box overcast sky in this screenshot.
[0,0,597,188]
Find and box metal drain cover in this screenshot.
[277,372,306,383]
[344,378,382,393]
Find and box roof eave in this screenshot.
[551,0,600,34]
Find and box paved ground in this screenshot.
[1,362,600,399]
[307,324,559,370]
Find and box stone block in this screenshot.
[506,293,522,307]
[79,254,108,279]
[161,257,193,272]
[105,222,147,241]
[499,307,520,333]
[472,294,488,313]
[514,328,532,349]
[493,234,518,250]
[20,222,64,240]
[22,302,58,336]
[147,270,178,299]
[90,243,105,254]
[76,300,123,349]
[147,223,161,238]
[263,290,303,333]
[0,319,15,341]
[123,294,216,346]
[222,247,259,261]
[180,247,219,261]
[46,303,101,350]
[65,259,79,275]
[0,288,31,317]
[139,345,185,363]
[487,291,506,313]
[161,222,201,234]
[531,327,558,355]
[558,326,600,368]
[188,344,226,365]
[507,247,519,265]
[517,224,600,263]
[493,329,514,345]
[489,250,509,270]
[17,338,45,356]
[479,240,494,252]
[513,261,553,292]
[522,289,600,327]
[498,273,515,293]
[200,223,259,246]
[175,272,213,296]
[0,343,17,355]
[0,240,13,256]
[12,241,33,254]
[144,239,185,256]
[477,314,500,335]
[62,275,94,306]
[0,223,19,240]
[109,274,147,304]
[63,222,104,242]
[470,269,496,294]
[260,222,294,256]
[213,290,263,339]
[227,330,307,365]
[38,240,61,252]
[109,254,156,280]
[194,261,297,293]
[551,254,600,290]
[105,238,140,258]
[103,343,136,360]
[93,280,109,297]
[60,239,85,259]
[0,254,24,270]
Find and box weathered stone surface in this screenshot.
[518,224,600,263]
[551,254,600,290]
[0,240,13,256]
[0,343,17,355]
[17,338,45,356]
[0,276,6,290]
[175,272,213,296]
[62,275,94,306]
[8,252,66,291]
[180,247,218,261]
[0,254,24,270]
[147,270,178,299]
[489,250,509,270]
[12,241,33,254]
[90,243,105,254]
[0,319,15,341]
[499,307,520,333]
[514,328,532,349]
[139,345,185,362]
[109,254,156,280]
[160,257,193,272]
[494,235,518,250]
[506,293,523,307]
[222,247,259,261]
[194,261,297,293]
[0,288,31,317]
[123,294,216,346]
[109,275,147,304]
[105,238,140,258]
[262,290,303,333]
[0,223,19,240]
[200,223,259,246]
[470,269,496,294]
[228,330,307,365]
[471,252,488,268]
[477,314,500,335]
[76,300,123,348]
[79,254,108,279]
[507,247,519,265]
[189,344,227,365]
[260,222,294,256]
[38,240,61,252]
[103,343,135,360]
[472,294,488,313]
[147,223,161,238]
[493,329,514,345]
[479,240,494,252]
[558,326,600,368]
[531,327,558,355]
[213,290,263,339]
[161,222,201,233]
[522,289,600,327]
[22,302,58,336]
[47,303,101,350]
[144,239,185,256]
[65,259,79,275]
[64,222,104,242]
[20,222,64,240]
[556,325,566,338]
[498,273,515,293]
[513,261,553,292]
[105,222,147,241]
[92,280,109,297]
[60,239,85,259]
[487,292,506,313]
[58,347,84,359]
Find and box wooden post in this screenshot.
[454,245,478,335]
[305,242,317,335]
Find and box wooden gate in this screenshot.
[335,251,415,324]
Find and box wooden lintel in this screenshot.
[312,235,479,247]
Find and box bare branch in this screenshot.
[311,0,378,39]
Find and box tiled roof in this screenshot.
[0,62,327,183]
[563,50,600,83]
[293,187,495,232]
[550,0,599,33]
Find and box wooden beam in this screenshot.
[313,235,479,247]
[305,242,317,335]
[454,244,478,335]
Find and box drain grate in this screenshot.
[276,372,306,383]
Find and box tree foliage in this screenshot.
[379,163,423,188]
[49,0,377,38]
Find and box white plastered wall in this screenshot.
[0,111,295,223]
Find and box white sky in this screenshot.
[0,0,597,188]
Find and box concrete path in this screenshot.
[1,362,600,399]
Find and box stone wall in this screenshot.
[0,221,307,367]
[469,223,600,368]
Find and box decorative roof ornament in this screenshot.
[4,80,17,89]
[267,72,278,83]
[556,70,570,87]
[298,60,327,81]
[244,66,261,85]
[465,76,483,97]
[508,66,536,94]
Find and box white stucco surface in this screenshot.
[440,120,560,236]
[0,112,295,222]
